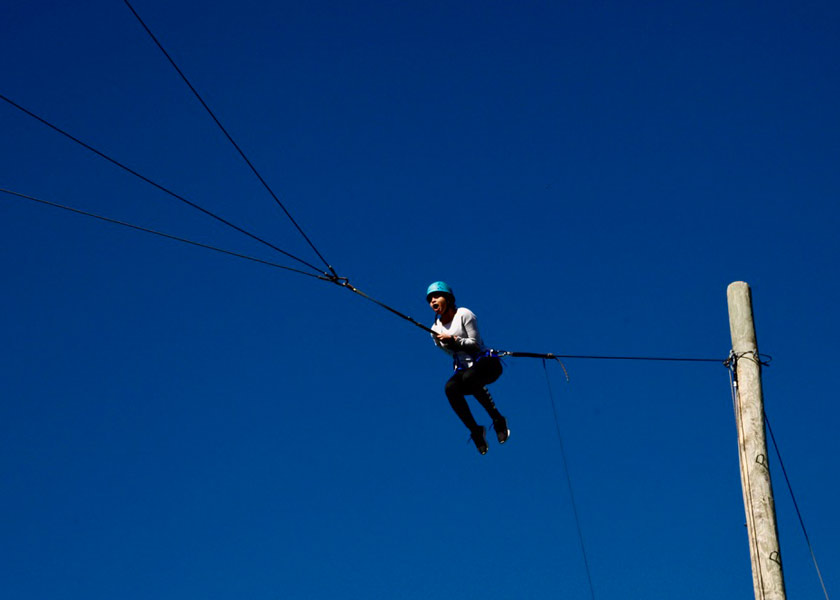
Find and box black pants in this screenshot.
[444,357,503,431]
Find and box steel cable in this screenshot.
[1,187,323,280]
[123,0,337,278]
[0,93,326,276]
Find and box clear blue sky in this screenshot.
[2,1,838,598]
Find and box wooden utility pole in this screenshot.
[727,281,786,600]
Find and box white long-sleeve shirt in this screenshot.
[431,307,487,370]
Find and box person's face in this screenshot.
[429,293,449,316]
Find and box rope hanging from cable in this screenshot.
[542,358,596,600]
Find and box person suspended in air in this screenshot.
[427,281,509,455]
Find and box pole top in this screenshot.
[727,281,757,353]
[727,281,750,293]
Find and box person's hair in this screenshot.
[437,292,456,309]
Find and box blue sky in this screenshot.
[2,1,839,598]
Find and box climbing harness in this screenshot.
[452,349,501,373]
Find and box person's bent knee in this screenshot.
[445,377,462,398]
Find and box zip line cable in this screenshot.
[114,2,728,363]
[765,414,831,600]
[542,359,596,600]
[0,188,323,279]
[0,186,458,328]
[0,100,725,361]
[334,280,436,333]
[328,283,727,364]
[0,93,326,277]
[122,0,337,279]
[502,351,723,364]
[115,4,727,363]
[0,176,731,366]
[0,60,727,363]
[0,168,724,364]
[0,183,440,323]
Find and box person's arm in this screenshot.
[451,310,481,353]
[431,323,453,354]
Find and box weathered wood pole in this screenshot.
[727,281,786,600]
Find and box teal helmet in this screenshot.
[426,281,454,302]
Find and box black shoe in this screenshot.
[470,426,489,455]
[493,416,510,444]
